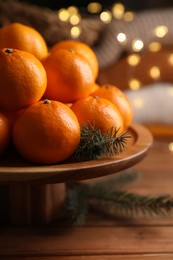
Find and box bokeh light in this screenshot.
[112,3,125,19]
[148,42,162,52]
[132,39,144,52]
[127,54,141,66]
[87,2,102,13]
[129,79,141,90]
[149,66,160,80]
[100,11,112,23]
[154,25,168,38]
[70,26,81,39]
[116,32,127,44]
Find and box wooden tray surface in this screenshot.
[0,123,153,184]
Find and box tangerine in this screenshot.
[89,82,100,94]
[91,84,133,129]
[50,40,99,80]
[0,112,11,155]
[71,96,124,135]
[0,22,48,60]
[42,48,95,103]
[12,99,80,164]
[0,48,47,111]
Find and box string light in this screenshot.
[87,2,102,14]
[129,79,141,90]
[154,25,168,38]
[167,87,173,96]
[69,14,81,25]
[58,8,70,22]
[100,11,112,23]
[112,3,125,19]
[148,42,162,52]
[132,39,144,52]
[168,53,173,65]
[70,26,81,39]
[133,97,144,108]
[116,32,127,44]
[168,142,173,152]
[149,66,160,80]
[127,54,141,66]
[123,11,135,22]
[67,6,78,15]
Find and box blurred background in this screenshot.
[0,0,173,139]
[19,0,173,11]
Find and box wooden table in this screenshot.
[0,136,173,259]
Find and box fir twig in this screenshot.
[66,170,173,226]
[89,190,173,218]
[66,182,89,226]
[75,123,131,161]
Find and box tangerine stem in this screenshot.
[5,48,13,54]
[43,99,51,104]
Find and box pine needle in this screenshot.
[66,182,89,226]
[89,190,173,218]
[75,123,131,161]
[66,170,173,226]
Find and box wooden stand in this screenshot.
[0,183,66,225]
[0,124,153,226]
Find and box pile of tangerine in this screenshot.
[0,22,133,165]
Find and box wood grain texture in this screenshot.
[0,123,152,184]
[2,255,173,260]
[0,136,173,259]
[1,226,173,255]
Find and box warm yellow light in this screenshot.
[100,11,112,23]
[123,11,135,22]
[133,98,144,108]
[87,2,102,13]
[154,25,168,38]
[69,14,81,25]
[67,6,78,15]
[148,42,162,52]
[58,8,69,22]
[129,79,141,90]
[149,66,160,79]
[116,32,127,44]
[112,3,125,19]
[127,54,141,66]
[168,142,173,152]
[132,39,144,52]
[70,26,81,39]
[167,87,173,96]
[168,53,173,65]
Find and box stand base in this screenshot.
[0,183,66,225]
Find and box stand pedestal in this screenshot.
[0,183,66,225]
[0,124,153,225]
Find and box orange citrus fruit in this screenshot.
[0,112,11,155]
[42,48,95,103]
[50,40,99,80]
[0,22,48,60]
[71,96,124,135]
[0,48,47,111]
[91,84,133,130]
[89,82,100,94]
[4,109,24,128]
[12,99,80,164]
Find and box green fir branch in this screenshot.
[89,190,173,218]
[75,123,131,161]
[66,171,173,226]
[66,182,89,226]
